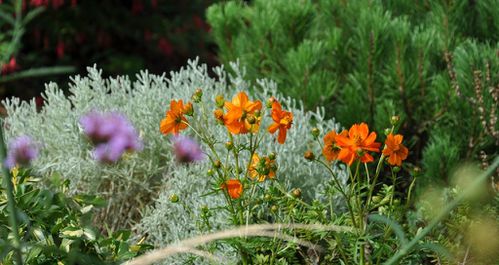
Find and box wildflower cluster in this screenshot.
[159,90,293,203]
[79,111,142,163]
[302,117,411,263]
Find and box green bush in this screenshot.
[0,168,150,264]
[207,0,499,185]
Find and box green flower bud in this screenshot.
[268,152,277,160]
[169,194,179,203]
[270,205,278,213]
[214,160,222,169]
[384,128,391,136]
[392,166,401,173]
[311,127,320,138]
[292,188,302,198]
[215,95,225,108]
[247,115,256,124]
[390,115,400,126]
[225,141,234,150]
[191,88,203,103]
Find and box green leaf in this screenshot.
[22,7,45,26]
[368,214,408,245]
[61,227,84,239]
[0,66,76,83]
[0,9,15,25]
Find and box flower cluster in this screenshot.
[80,111,142,163]
[322,122,408,166]
[159,90,294,201]
[5,135,38,169]
[248,153,277,182]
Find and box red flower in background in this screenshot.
[56,40,65,58]
[143,29,152,42]
[30,0,47,7]
[193,15,210,32]
[131,0,144,15]
[52,0,64,9]
[1,57,19,75]
[158,37,173,57]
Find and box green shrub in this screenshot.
[207,0,499,185]
[0,168,150,264]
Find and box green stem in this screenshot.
[0,121,23,265]
[316,159,357,228]
[384,157,499,265]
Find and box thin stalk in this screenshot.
[316,159,357,228]
[384,157,499,265]
[0,121,23,265]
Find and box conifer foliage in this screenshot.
[207,0,499,184]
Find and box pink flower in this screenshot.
[172,135,205,163]
[80,111,143,163]
[5,136,39,169]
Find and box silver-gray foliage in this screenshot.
[3,59,346,264]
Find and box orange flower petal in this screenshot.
[277,127,287,144]
[268,123,280,134]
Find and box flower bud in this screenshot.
[390,115,400,126]
[413,166,421,175]
[311,127,320,138]
[207,169,214,176]
[264,194,272,201]
[201,204,209,214]
[225,141,234,150]
[270,205,278,213]
[213,109,224,124]
[304,150,315,161]
[268,152,276,160]
[215,95,225,108]
[192,88,203,103]
[355,148,364,157]
[372,196,381,203]
[254,110,261,118]
[169,194,179,203]
[392,166,401,173]
[213,160,222,168]
[266,97,276,108]
[183,102,194,116]
[384,128,391,136]
[247,115,256,124]
[292,188,302,198]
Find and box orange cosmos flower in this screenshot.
[382,133,409,166]
[248,154,276,182]
[224,91,262,134]
[221,179,243,199]
[268,101,293,144]
[335,123,381,165]
[160,100,189,135]
[322,130,347,161]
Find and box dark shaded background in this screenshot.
[0,0,218,104]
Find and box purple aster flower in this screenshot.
[5,135,38,169]
[80,111,143,163]
[172,135,205,163]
